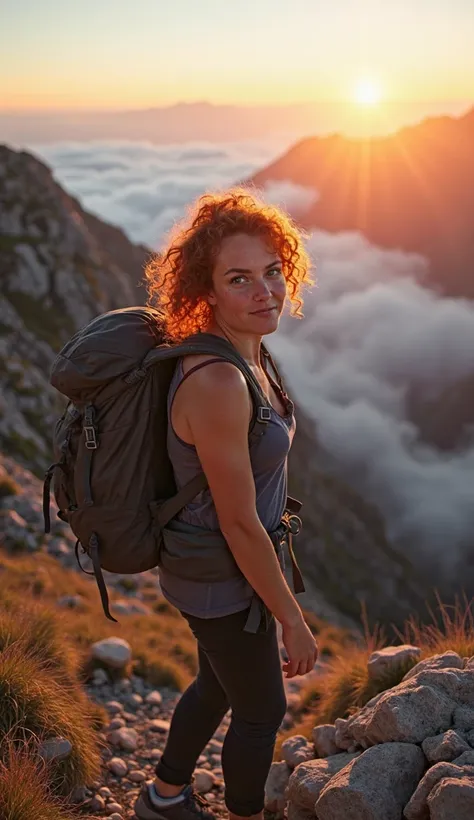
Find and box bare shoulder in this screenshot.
[181,354,249,403]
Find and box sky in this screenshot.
[1,0,474,111]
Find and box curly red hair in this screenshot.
[145,186,314,341]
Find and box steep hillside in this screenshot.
[0,144,148,473]
[250,107,474,300]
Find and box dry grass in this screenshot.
[0,642,101,796]
[0,740,75,820]
[400,593,474,660]
[0,548,199,691]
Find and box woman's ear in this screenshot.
[207,290,217,306]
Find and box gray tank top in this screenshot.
[158,356,296,618]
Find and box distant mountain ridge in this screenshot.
[250,106,474,300]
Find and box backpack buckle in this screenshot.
[84,425,98,449]
[258,406,272,423]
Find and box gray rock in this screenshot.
[345,679,455,746]
[312,725,339,758]
[105,700,123,714]
[287,805,316,820]
[367,645,421,682]
[427,776,474,820]
[404,761,474,820]
[0,509,37,551]
[91,794,106,812]
[287,753,358,810]
[108,727,139,751]
[98,786,113,797]
[194,769,217,793]
[106,805,123,816]
[108,718,126,731]
[403,652,464,683]
[452,750,474,767]
[145,690,163,706]
[107,757,129,777]
[91,667,109,686]
[453,704,474,731]
[38,736,72,762]
[128,769,147,783]
[334,718,352,751]
[91,637,132,669]
[281,735,315,769]
[422,730,470,763]
[148,718,171,734]
[264,761,291,814]
[315,743,425,820]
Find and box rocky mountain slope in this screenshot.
[250,106,474,300]
[0,144,148,474]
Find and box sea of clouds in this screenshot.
[35,139,474,576]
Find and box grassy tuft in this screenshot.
[399,592,474,659]
[0,740,75,820]
[0,643,101,796]
[0,473,19,498]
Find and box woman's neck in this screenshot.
[204,320,263,368]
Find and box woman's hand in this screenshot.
[281,616,319,678]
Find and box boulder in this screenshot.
[404,761,474,820]
[312,725,339,758]
[422,730,470,763]
[453,704,474,731]
[403,652,464,682]
[367,645,421,682]
[91,637,131,670]
[345,679,454,746]
[286,753,358,810]
[281,735,315,769]
[264,761,291,815]
[315,743,425,820]
[427,776,474,820]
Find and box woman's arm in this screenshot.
[182,360,318,676]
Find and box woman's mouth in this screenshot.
[251,307,277,316]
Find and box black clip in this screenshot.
[84,425,98,450]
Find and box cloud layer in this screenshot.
[33,137,291,248]
[270,227,474,577]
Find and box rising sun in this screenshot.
[353,78,382,106]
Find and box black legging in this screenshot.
[154,606,287,816]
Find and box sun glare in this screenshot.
[353,79,382,106]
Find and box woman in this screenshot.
[134,188,318,820]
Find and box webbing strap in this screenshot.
[286,532,305,594]
[88,533,118,623]
[153,471,209,529]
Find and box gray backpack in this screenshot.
[43,306,296,621]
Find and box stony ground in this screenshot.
[76,651,309,820]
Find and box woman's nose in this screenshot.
[252,279,272,299]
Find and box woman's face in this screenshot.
[207,233,287,335]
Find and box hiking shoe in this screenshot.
[133,781,217,820]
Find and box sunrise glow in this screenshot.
[353,79,383,106]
